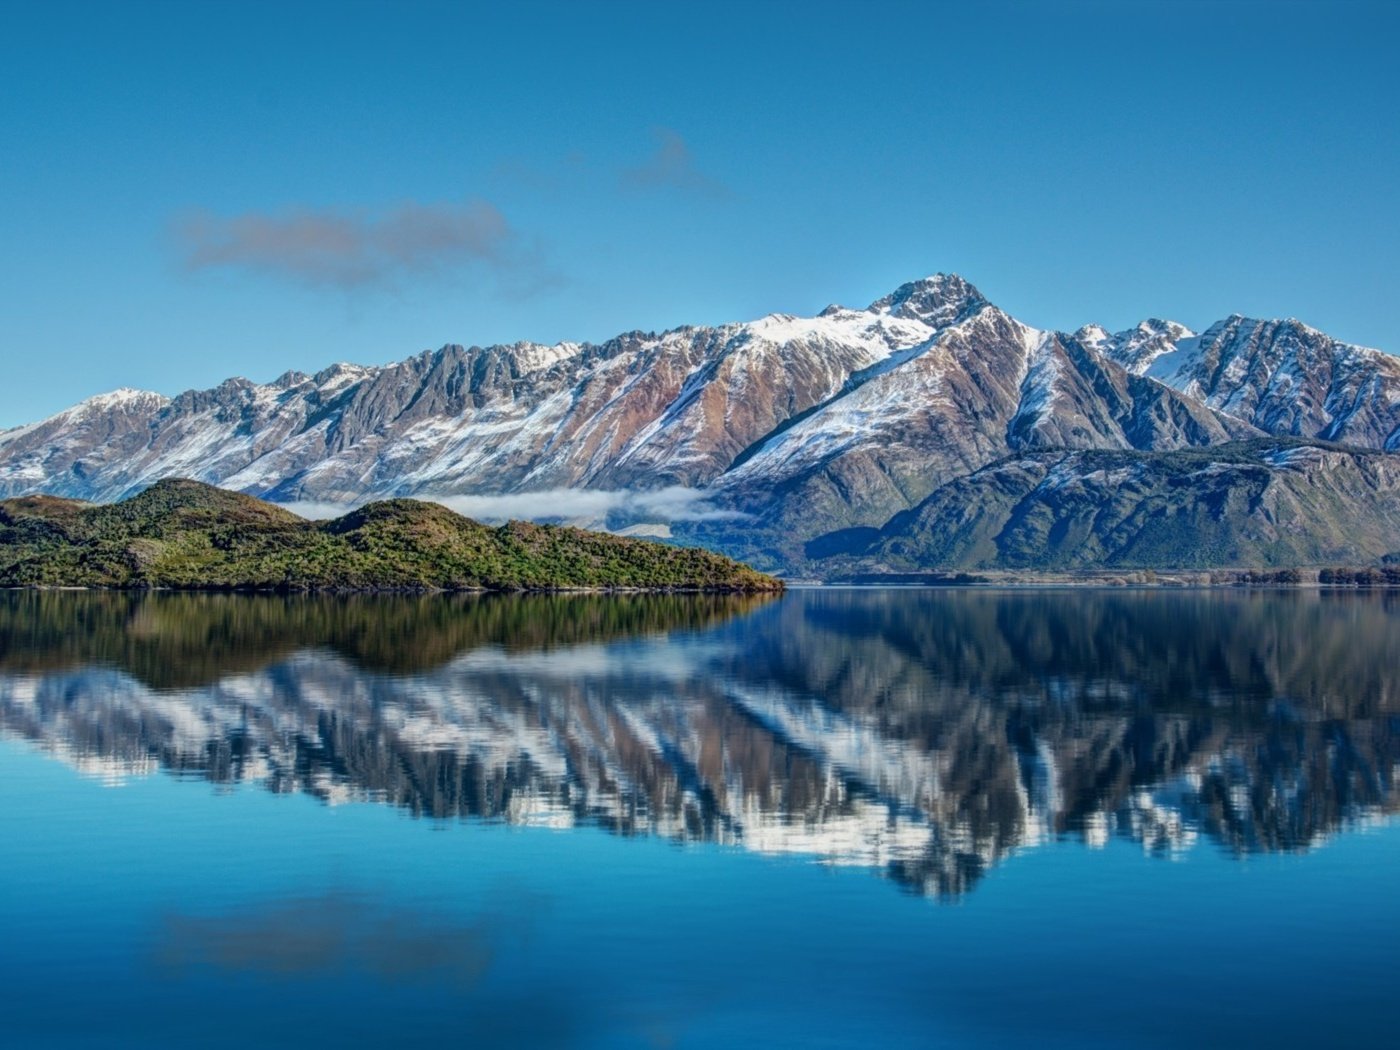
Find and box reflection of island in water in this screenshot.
[1,589,1396,897]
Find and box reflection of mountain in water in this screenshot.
[1,589,1396,897]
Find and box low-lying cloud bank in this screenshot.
[280,486,743,526]
[434,486,743,524]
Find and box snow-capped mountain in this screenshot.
[0,277,985,504]
[1125,310,1400,445]
[2,273,1397,572]
[1095,315,1400,449]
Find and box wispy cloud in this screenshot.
[621,127,730,199]
[174,198,555,293]
[280,486,745,526]
[491,150,590,195]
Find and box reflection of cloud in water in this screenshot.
[156,884,547,986]
[152,884,712,1047]
[450,638,721,680]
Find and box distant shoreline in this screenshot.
[7,573,1398,594]
[798,567,1400,589]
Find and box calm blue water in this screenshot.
[1,588,1398,1047]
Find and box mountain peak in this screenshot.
[1135,318,1193,339]
[868,273,988,326]
[1076,318,1195,375]
[72,387,169,413]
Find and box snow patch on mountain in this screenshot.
[745,308,933,354]
[1084,319,1195,375]
[718,306,1037,486]
[1007,331,1064,440]
[0,423,39,451]
[501,340,585,374]
[73,387,171,413]
[1143,334,1207,388]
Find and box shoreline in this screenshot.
[7,574,1400,594]
[788,567,1400,589]
[0,583,783,595]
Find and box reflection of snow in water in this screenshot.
[1,595,1398,897]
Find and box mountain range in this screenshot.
[4,274,1399,574]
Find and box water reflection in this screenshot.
[156,888,506,984]
[1,588,1396,897]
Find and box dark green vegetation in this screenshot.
[0,589,774,688]
[0,479,781,592]
[800,440,1400,574]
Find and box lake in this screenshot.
[1,587,1397,1047]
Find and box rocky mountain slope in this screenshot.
[2,274,1397,573]
[1090,315,1400,448]
[810,439,1400,574]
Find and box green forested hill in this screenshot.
[0,479,781,592]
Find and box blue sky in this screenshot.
[2,0,1397,427]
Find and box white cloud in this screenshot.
[277,487,745,526]
[276,501,355,521]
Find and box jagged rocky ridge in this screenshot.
[1,588,1395,898]
[2,274,1398,573]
